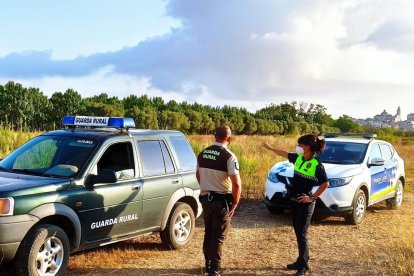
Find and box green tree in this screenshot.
[242,115,257,134]
[126,106,159,129]
[50,89,83,128]
[334,115,361,133]
[159,111,190,132]
[185,110,203,134]
[199,113,215,134]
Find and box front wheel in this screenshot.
[14,224,70,276]
[160,202,195,249]
[346,189,366,225]
[386,179,404,209]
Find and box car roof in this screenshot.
[324,137,379,144]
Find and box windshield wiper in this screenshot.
[11,169,50,177]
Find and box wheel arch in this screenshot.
[28,203,81,251]
[357,183,369,204]
[160,188,200,231]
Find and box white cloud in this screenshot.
[2,0,414,119]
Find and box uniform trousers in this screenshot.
[200,197,231,272]
[290,200,315,269]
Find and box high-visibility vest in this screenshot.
[293,155,319,181]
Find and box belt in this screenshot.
[200,191,232,202]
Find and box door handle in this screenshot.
[131,183,142,191]
[172,179,180,184]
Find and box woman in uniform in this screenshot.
[262,134,329,276]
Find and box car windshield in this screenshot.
[0,135,98,177]
[318,141,368,165]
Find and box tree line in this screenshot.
[0,81,350,135]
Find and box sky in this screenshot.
[1,0,414,120]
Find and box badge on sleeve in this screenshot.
[235,162,239,170]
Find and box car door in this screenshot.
[368,143,389,202]
[79,140,144,243]
[379,143,398,194]
[137,139,182,232]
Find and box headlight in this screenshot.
[267,172,278,183]
[0,198,14,216]
[328,177,353,188]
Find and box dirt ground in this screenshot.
[2,192,413,276]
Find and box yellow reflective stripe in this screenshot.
[370,184,396,201]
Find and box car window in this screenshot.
[96,142,135,179]
[169,136,197,171]
[318,142,367,164]
[379,144,393,160]
[0,136,97,177]
[369,144,382,162]
[137,140,168,176]
[160,141,175,174]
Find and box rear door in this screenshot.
[137,139,182,231]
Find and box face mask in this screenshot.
[295,146,305,155]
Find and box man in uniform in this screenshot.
[196,125,242,276]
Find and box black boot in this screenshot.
[295,267,306,276]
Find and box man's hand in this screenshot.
[228,204,238,218]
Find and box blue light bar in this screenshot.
[62,116,135,128]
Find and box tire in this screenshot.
[266,205,285,214]
[14,224,70,276]
[346,189,366,225]
[160,202,195,249]
[386,179,404,210]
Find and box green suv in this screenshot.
[0,116,202,275]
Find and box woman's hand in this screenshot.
[297,194,315,204]
[262,141,273,150]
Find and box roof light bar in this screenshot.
[62,116,135,128]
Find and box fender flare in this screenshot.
[29,203,82,249]
[160,188,201,230]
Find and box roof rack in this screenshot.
[323,132,377,139]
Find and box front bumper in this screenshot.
[0,214,39,262]
[264,193,353,215]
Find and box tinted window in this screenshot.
[379,144,393,160]
[369,144,382,162]
[318,142,367,164]
[138,141,166,176]
[160,141,175,173]
[169,136,197,171]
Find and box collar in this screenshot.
[213,142,227,148]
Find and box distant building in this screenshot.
[353,106,414,130]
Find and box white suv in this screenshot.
[264,134,405,224]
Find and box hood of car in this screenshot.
[269,161,363,179]
[0,172,71,194]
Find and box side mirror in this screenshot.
[369,157,385,166]
[88,169,117,186]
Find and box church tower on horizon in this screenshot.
[396,106,401,122]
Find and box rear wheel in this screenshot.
[160,202,195,249]
[346,189,366,225]
[386,179,404,209]
[14,223,70,276]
